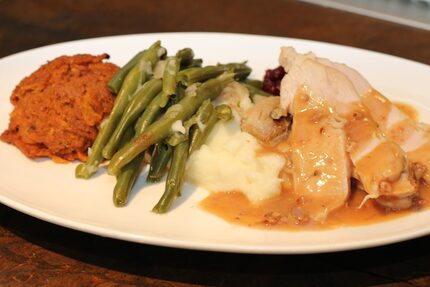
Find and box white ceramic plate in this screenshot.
[1,32,430,254]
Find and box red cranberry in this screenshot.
[262,66,286,95]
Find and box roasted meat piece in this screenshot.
[279,47,417,210]
[241,96,290,146]
[288,87,351,221]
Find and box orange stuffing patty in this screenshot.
[1,54,119,162]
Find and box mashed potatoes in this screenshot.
[186,118,285,203]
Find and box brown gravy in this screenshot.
[200,184,430,230]
[394,102,419,121]
[200,102,427,231]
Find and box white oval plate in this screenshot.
[1,33,430,254]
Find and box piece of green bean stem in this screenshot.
[103,79,162,159]
[215,104,233,121]
[107,72,235,175]
[107,50,146,94]
[152,138,189,213]
[75,41,166,179]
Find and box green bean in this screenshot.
[182,58,203,69]
[189,112,216,154]
[113,87,185,206]
[112,127,138,207]
[152,138,189,213]
[160,57,180,108]
[146,143,173,183]
[165,133,185,147]
[75,41,165,179]
[107,50,145,94]
[134,85,184,134]
[75,122,109,178]
[134,93,163,134]
[222,63,252,81]
[242,83,272,98]
[157,50,193,108]
[177,63,251,86]
[186,99,214,128]
[113,153,143,207]
[189,104,232,153]
[175,84,186,101]
[143,87,184,182]
[166,99,213,146]
[187,103,215,153]
[103,79,162,159]
[112,92,165,207]
[242,79,263,89]
[118,127,135,150]
[176,48,194,66]
[107,72,235,175]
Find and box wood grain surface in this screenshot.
[1,0,430,286]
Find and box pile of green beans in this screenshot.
[75,41,266,213]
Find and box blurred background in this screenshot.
[0,0,429,64]
[303,0,430,30]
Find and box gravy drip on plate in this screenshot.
[200,182,429,231]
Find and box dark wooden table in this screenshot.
[1,1,430,286]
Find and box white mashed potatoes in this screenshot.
[186,118,285,203]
